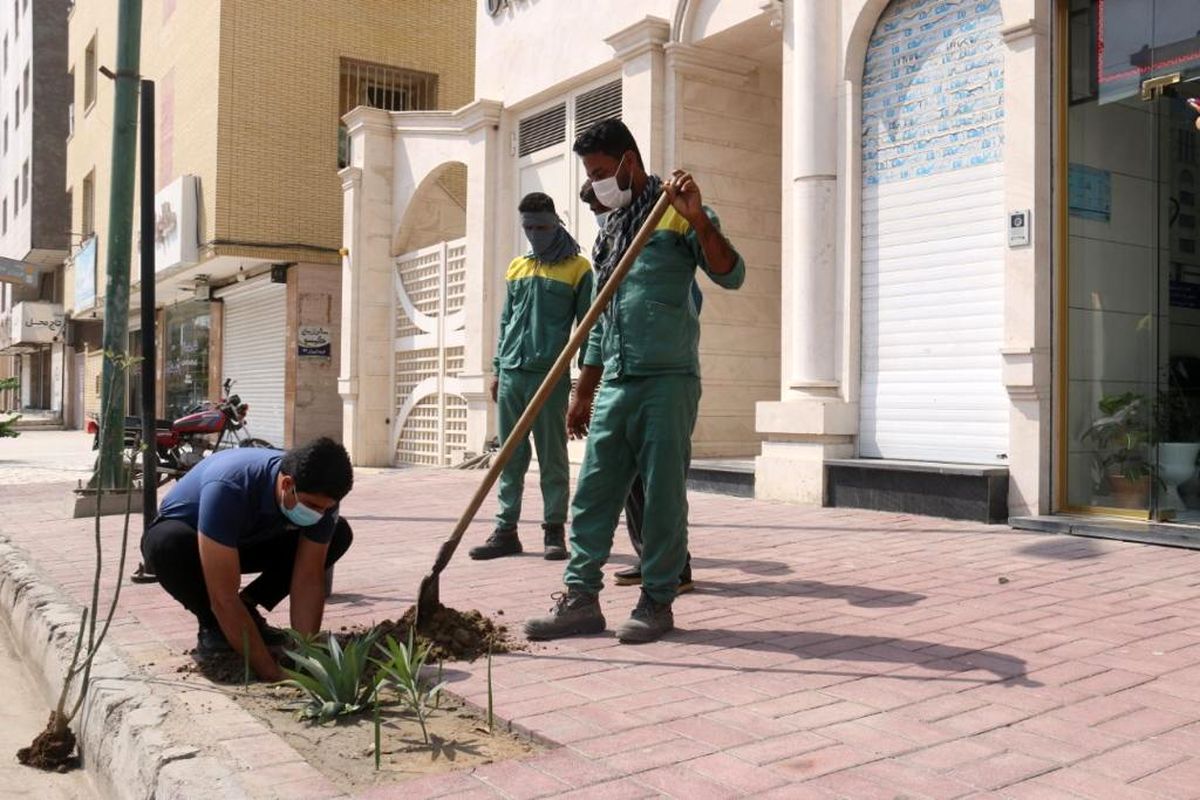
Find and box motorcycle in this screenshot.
[87,378,274,487]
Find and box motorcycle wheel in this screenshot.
[239,438,275,449]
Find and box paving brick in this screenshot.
[682,752,789,795]
[725,731,835,766]
[471,760,572,799]
[1075,740,1188,783]
[1130,757,1200,797]
[903,739,1003,772]
[948,751,1058,791]
[772,744,878,780]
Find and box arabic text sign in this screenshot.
[298,325,332,358]
[12,302,66,345]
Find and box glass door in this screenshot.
[1061,0,1200,520]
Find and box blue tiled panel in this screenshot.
[862,0,1006,187]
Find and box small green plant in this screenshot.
[0,412,20,439]
[373,689,382,771]
[1083,392,1155,483]
[374,629,445,744]
[280,629,383,723]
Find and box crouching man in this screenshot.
[141,437,354,681]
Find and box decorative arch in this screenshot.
[393,160,468,256]
[671,0,773,44]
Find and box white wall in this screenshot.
[0,0,33,259]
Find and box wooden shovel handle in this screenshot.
[427,191,672,576]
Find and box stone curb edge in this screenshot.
[0,534,251,800]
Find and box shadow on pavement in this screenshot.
[697,578,923,607]
[1017,537,1106,560]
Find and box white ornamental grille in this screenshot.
[393,238,469,466]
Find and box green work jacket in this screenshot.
[583,206,744,379]
[493,254,592,374]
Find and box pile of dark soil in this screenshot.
[16,712,78,772]
[354,604,517,663]
[177,605,516,685]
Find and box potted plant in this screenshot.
[1083,392,1155,509]
[1155,384,1200,511]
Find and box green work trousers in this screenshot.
[564,374,700,604]
[495,367,571,529]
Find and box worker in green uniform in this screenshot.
[525,119,745,644]
[470,192,592,562]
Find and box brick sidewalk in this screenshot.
[5,468,1200,798]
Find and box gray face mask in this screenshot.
[524,225,558,256]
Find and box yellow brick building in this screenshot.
[65,0,474,443]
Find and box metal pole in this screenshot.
[95,0,143,489]
[139,79,156,523]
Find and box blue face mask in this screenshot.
[280,484,324,527]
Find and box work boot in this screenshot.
[616,590,674,644]
[614,563,642,585]
[542,523,567,561]
[240,594,288,646]
[523,588,606,640]
[469,526,522,560]
[195,624,233,657]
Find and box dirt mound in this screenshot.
[178,605,516,685]
[16,713,78,772]
[362,605,517,663]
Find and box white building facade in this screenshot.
[343,0,1200,530]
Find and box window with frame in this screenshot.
[21,160,28,207]
[11,178,17,218]
[67,69,74,138]
[2,115,6,154]
[2,198,7,235]
[82,171,94,236]
[22,62,29,110]
[13,86,18,128]
[84,35,96,109]
[337,58,438,167]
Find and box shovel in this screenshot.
[415,189,672,627]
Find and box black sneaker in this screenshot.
[469,526,522,560]
[616,590,674,644]
[196,624,234,657]
[241,595,288,646]
[523,588,606,640]
[542,523,567,561]
[614,564,642,585]
[130,561,158,584]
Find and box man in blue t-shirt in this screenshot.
[141,437,354,681]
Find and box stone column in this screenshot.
[755,0,855,504]
[999,5,1053,516]
[338,107,394,466]
[605,17,671,175]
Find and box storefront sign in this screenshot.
[74,236,97,311]
[154,175,198,273]
[0,257,38,286]
[11,302,66,345]
[298,325,332,358]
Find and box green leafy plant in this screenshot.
[486,646,494,733]
[1083,392,1155,483]
[374,629,446,744]
[281,629,383,723]
[0,413,20,439]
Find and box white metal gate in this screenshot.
[220,279,287,447]
[393,238,467,465]
[859,0,1009,464]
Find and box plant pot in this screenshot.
[1108,474,1150,510]
[1158,443,1200,511]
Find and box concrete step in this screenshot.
[688,458,755,498]
[824,458,1009,524]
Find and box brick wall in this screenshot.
[214,0,476,256]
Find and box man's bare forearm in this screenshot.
[689,213,736,274]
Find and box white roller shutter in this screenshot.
[859,0,1008,464]
[220,279,287,447]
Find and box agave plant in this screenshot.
[374,629,446,744]
[281,629,383,723]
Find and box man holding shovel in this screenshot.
[469,192,592,562]
[525,119,744,644]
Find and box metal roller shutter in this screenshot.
[859,0,1009,464]
[219,279,287,447]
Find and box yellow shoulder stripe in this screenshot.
[656,206,691,235]
[507,254,591,288]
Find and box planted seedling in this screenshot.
[486,645,494,734]
[280,629,383,723]
[374,629,446,744]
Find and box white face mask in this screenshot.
[591,153,632,210]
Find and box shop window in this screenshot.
[163,301,210,418]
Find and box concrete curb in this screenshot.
[0,534,251,800]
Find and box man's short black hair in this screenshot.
[518,192,556,214]
[281,437,354,500]
[573,119,643,170]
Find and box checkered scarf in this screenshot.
[592,174,663,310]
